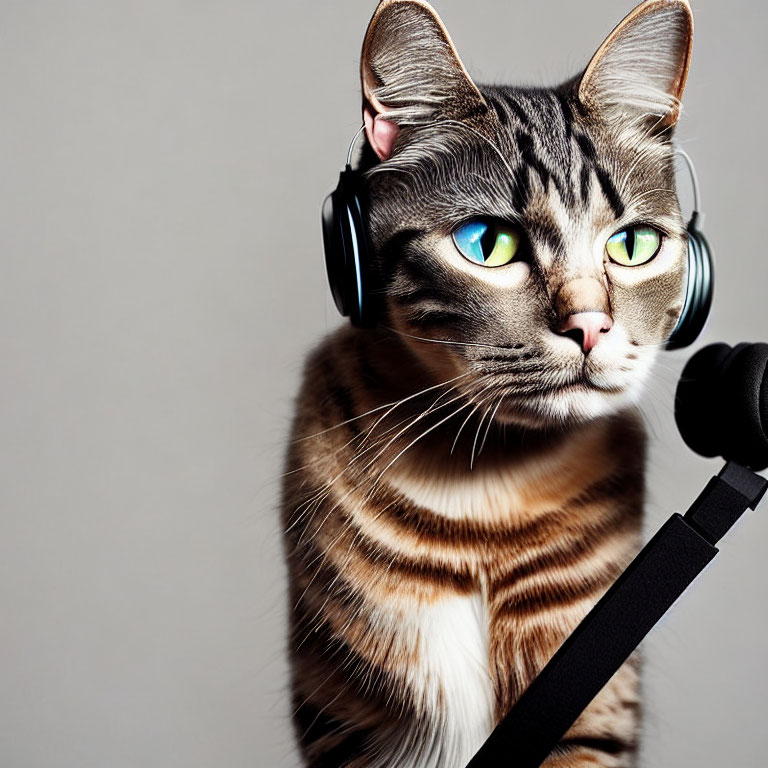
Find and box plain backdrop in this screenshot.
[0,1,766,766]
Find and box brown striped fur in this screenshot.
[285,329,644,767]
[283,1,695,765]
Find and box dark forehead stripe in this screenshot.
[506,97,534,130]
[486,88,629,246]
[528,215,566,259]
[484,87,534,131]
[486,89,578,212]
[594,166,625,219]
[579,164,591,205]
[487,95,510,127]
[515,129,552,193]
[553,92,574,141]
[575,132,597,162]
[574,129,625,218]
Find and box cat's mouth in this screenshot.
[484,372,632,428]
[541,377,626,397]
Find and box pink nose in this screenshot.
[558,311,613,354]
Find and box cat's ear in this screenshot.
[360,0,487,160]
[578,0,693,129]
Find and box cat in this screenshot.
[282,0,693,766]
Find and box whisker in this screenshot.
[382,325,525,353]
[367,398,476,497]
[470,393,500,470]
[293,371,470,443]
[450,383,496,454]
[294,387,471,544]
[285,377,472,528]
[477,394,505,461]
[357,374,468,450]
[295,393,477,597]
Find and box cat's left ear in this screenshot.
[578,0,693,129]
[360,0,487,161]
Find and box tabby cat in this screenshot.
[283,1,693,766]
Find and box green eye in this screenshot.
[453,219,521,267]
[606,226,662,266]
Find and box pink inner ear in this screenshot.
[363,106,399,161]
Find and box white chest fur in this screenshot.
[375,591,494,768]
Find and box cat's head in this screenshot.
[358,0,694,429]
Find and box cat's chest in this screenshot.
[396,590,495,768]
[375,472,577,765]
[384,441,603,531]
[377,428,642,732]
[357,417,643,765]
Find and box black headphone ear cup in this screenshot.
[718,343,768,470]
[321,168,373,327]
[322,187,349,318]
[675,342,733,457]
[665,216,714,351]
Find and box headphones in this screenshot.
[321,135,376,328]
[322,133,714,349]
[665,149,714,350]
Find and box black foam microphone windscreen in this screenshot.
[675,342,768,471]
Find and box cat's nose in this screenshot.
[558,311,614,354]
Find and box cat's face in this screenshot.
[359,0,694,429]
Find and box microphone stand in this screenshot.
[467,461,768,768]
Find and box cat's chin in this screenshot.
[492,383,637,430]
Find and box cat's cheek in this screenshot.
[604,241,687,345]
[386,310,468,382]
[611,274,686,346]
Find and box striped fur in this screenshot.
[284,1,693,765]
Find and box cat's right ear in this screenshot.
[360,0,487,161]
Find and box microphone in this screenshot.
[675,342,768,471]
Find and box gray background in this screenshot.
[0,1,765,766]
